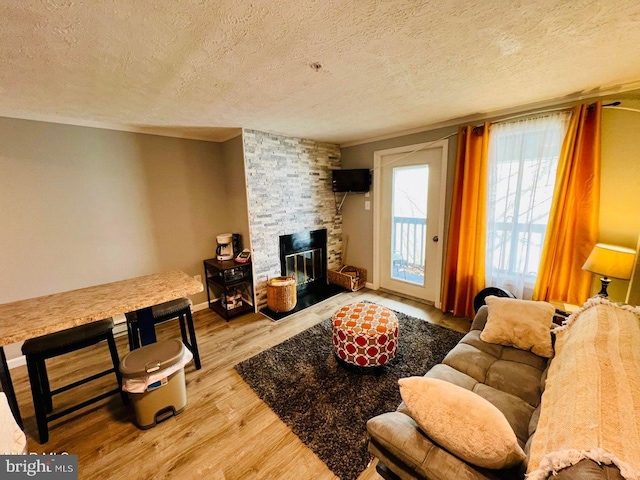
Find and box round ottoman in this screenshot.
[331,303,399,367]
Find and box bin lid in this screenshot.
[120,339,185,377]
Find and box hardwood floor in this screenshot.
[10,288,470,479]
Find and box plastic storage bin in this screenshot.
[120,339,192,429]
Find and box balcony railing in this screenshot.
[392,216,426,284]
[391,217,547,286]
[487,221,547,277]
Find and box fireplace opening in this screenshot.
[279,228,327,294]
[285,248,323,288]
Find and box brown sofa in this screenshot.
[366,304,628,480]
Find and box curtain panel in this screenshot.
[442,124,490,318]
[533,102,602,303]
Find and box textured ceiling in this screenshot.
[1,1,640,145]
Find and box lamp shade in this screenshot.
[582,243,637,280]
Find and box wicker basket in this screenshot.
[328,265,367,292]
[266,276,297,312]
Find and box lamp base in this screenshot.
[595,276,611,298]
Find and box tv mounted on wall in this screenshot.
[331,169,371,193]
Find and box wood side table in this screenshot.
[549,300,580,324]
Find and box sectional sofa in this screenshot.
[366,297,640,480]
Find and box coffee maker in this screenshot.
[216,233,234,261]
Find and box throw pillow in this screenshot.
[398,377,526,470]
[480,296,555,358]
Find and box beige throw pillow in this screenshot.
[480,296,555,358]
[398,377,526,470]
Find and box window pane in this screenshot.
[485,112,570,298]
[391,165,428,286]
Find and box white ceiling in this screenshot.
[1,1,640,146]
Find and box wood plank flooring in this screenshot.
[10,289,470,480]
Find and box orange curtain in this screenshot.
[533,102,601,303]
[442,123,490,318]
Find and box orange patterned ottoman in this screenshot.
[331,303,399,367]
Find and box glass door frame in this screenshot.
[372,140,449,308]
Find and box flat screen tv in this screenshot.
[332,169,371,193]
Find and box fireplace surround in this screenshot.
[258,228,344,320]
[279,228,328,294]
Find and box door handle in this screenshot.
[432,236,439,242]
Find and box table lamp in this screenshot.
[582,243,637,298]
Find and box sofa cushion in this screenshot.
[366,412,513,480]
[442,331,546,407]
[480,296,555,358]
[472,383,535,448]
[417,364,535,448]
[528,405,542,437]
[398,377,527,470]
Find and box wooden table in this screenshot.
[549,300,581,324]
[0,270,203,427]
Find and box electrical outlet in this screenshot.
[194,274,202,284]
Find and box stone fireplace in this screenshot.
[242,129,343,314]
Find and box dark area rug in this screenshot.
[234,308,466,480]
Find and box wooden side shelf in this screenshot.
[203,258,254,321]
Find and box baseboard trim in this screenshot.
[7,356,25,370]
[192,301,209,312]
[377,287,436,307]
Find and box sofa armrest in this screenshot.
[544,459,625,480]
[470,305,489,331]
[367,411,516,480]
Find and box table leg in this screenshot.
[0,346,23,428]
[136,307,157,346]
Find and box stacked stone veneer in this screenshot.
[242,129,342,310]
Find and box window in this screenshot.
[485,113,571,299]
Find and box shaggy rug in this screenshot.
[234,308,466,480]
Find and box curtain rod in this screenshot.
[486,101,628,126]
[371,105,573,172]
[370,101,625,172]
[491,105,573,125]
[604,105,640,114]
